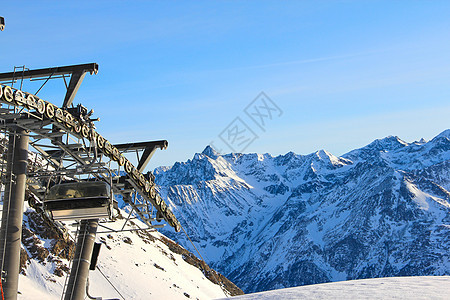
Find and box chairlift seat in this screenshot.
[44,181,113,221]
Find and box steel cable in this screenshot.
[179,223,229,298]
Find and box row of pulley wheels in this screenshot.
[0,84,180,232]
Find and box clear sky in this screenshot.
[1,1,450,171]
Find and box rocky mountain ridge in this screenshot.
[156,130,450,293]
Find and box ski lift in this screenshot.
[44,181,113,221]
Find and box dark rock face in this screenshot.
[157,132,450,293]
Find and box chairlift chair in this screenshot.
[44,181,113,221]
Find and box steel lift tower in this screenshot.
[0,62,181,300]
[0,19,180,300]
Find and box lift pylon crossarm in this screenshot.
[0,83,181,232]
[114,140,168,152]
[0,63,98,82]
[0,63,98,108]
[114,140,168,172]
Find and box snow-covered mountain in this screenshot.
[156,130,450,293]
[16,203,243,299]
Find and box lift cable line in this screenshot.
[0,63,182,300]
[179,223,229,298]
[95,266,126,300]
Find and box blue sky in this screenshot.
[1,1,450,170]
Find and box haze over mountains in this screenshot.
[156,130,450,293]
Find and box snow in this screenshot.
[157,130,450,293]
[14,204,229,300]
[220,276,450,300]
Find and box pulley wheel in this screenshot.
[160,201,167,213]
[144,180,151,193]
[74,122,82,134]
[81,125,89,138]
[55,108,64,122]
[104,141,112,155]
[36,99,45,114]
[64,112,73,128]
[45,103,55,119]
[112,147,120,162]
[125,160,133,174]
[25,94,36,110]
[167,212,176,228]
[118,155,125,166]
[175,222,181,232]
[96,135,105,149]
[149,184,156,199]
[154,194,162,205]
[13,90,25,105]
[138,173,146,187]
[0,85,3,99]
[2,86,13,103]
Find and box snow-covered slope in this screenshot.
[220,276,450,300]
[156,130,450,293]
[16,204,243,299]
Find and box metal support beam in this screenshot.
[0,63,98,82]
[113,140,168,152]
[114,140,168,172]
[45,140,168,173]
[0,127,29,300]
[64,219,99,300]
[136,145,158,173]
[0,63,98,108]
[62,71,87,108]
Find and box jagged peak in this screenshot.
[343,135,409,161]
[193,153,205,160]
[310,149,351,167]
[433,129,450,140]
[417,138,427,144]
[202,145,220,159]
[369,136,409,150]
[274,151,301,167]
[315,149,332,159]
[154,165,172,175]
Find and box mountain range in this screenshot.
[156,130,450,293]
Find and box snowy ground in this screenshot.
[219,276,450,300]
[17,226,228,300]
[14,204,229,300]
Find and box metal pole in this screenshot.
[0,127,29,300]
[64,219,98,300]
